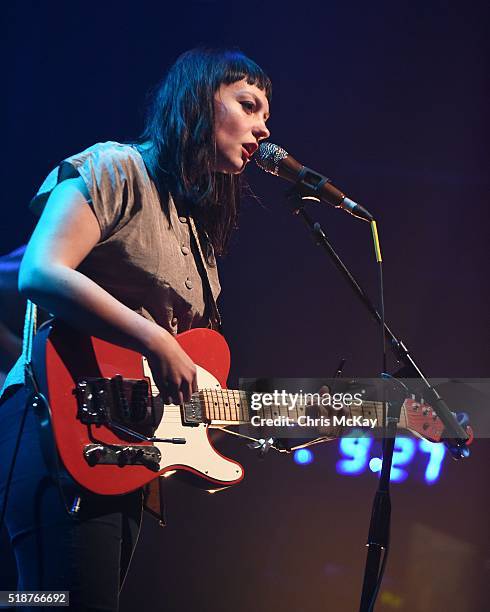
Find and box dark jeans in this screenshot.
[0,386,143,611]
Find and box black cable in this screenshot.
[378,262,387,377]
[29,389,82,520]
[368,544,390,612]
[379,260,387,446]
[366,244,392,612]
[368,257,391,612]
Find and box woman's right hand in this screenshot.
[146,329,198,406]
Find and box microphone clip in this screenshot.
[285,185,321,215]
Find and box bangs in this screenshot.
[219,51,272,102]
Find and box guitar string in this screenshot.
[114,383,440,436]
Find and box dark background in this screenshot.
[2,1,489,610]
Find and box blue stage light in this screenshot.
[294,448,314,465]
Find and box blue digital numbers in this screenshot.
[337,431,373,475]
[418,438,445,484]
[368,437,416,482]
[337,433,446,484]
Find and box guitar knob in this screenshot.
[117,446,143,464]
[84,445,106,465]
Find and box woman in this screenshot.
[0,48,271,610]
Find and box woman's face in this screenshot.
[213,78,270,174]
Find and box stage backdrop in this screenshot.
[2,2,488,610]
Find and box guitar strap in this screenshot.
[188,216,222,333]
[22,299,37,372]
[20,301,84,518]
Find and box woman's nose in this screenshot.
[254,120,270,141]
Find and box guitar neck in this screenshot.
[199,389,409,430]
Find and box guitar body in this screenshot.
[32,322,244,495]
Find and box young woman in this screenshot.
[0,48,271,610]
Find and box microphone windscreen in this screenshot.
[256,142,289,175]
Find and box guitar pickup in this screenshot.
[83,443,161,470]
[183,396,205,425]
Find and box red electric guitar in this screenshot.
[30,322,471,495]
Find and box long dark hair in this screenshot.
[139,48,272,256]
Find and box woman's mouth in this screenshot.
[242,143,258,160]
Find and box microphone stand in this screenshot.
[283,187,470,612]
[284,187,469,450]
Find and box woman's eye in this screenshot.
[240,101,255,113]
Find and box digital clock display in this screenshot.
[293,431,446,484]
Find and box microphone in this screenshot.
[256,142,373,222]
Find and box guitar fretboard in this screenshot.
[199,388,409,429]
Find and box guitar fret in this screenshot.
[228,390,234,421]
[204,389,210,420]
[229,391,236,421]
[220,390,228,421]
[233,390,241,421]
[203,389,208,420]
[220,389,226,421]
[215,389,223,420]
[213,389,220,420]
[203,390,210,419]
[239,390,248,422]
[210,389,219,420]
[231,390,238,422]
[238,393,242,420]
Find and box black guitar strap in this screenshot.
[19,301,83,518]
[188,216,222,333]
